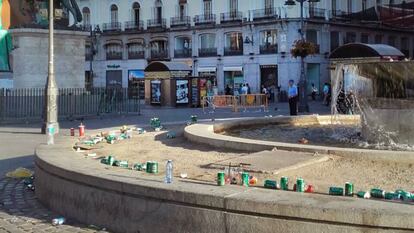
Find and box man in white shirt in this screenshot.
[288,80,298,116]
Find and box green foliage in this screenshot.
[291,39,318,58]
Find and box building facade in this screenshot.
[75,0,414,95]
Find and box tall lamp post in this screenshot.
[42,0,59,134]
[89,25,101,89]
[285,0,319,113]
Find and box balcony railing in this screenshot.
[198,48,217,57]
[106,51,123,60]
[251,8,279,21]
[102,22,122,32]
[260,44,278,54]
[124,21,144,31]
[220,11,243,23]
[308,8,325,19]
[174,49,192,58]
[224,47,243,56]
[194,14,216,25]
[147,18,167,29]
[171,16,191,27]
[150,50,169,60]
[128,51,145,60]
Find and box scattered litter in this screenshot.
[87,153,97,157]
[180,173,188,179]
[167,131,176,139]
[150,118,162,129]
[155,127,163,132]
[298,138,309,144]
[249,176,258,185]
[133,163,146,171]
[6,168,33,178]
[136,128,146,134]
[305,184,315,193]
[113,160,129,168]
[52,217,65,226]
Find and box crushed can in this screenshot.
[329,187,344,196]
[264,180,278,189]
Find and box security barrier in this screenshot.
[202,94,268,113]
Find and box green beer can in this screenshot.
[241,172,249,187]
[107,156,115,166]
[296,178,305,192]
[329,187,344,196]
[385,192,401,200]
[345,182,354,196]
[395,189,411,201]
[217,172,225,186]
[356,191,371,199]
[280,176,289,190]
[264,180,277,189]
[146,161,158,174]
[370,188,385,198]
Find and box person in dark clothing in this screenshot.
[225,85,232,95]
[246,83,251,94]
[288,80,298,116]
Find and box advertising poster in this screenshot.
[151,80,161,104]
[176,80,189,104]
[128,70,145,80]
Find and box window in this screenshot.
[229,0,238,13]
[375,35,382,44]
[199,33,216,56]
[203,0,212,16]
[110,5,118,23]
[260,30,278,54]
[175,36,192,58]
[306,30,319,53]
[361,34,369,43]
[132,2,140,23]
[106,43,122,60]
[330,31,339,51]
[224,32,243,55]
[128,43,145,59]
[82,7,90,26]
[155,0,163,23]
[265,0,274,9]
[347,0,352,14]
[178,0,187,19]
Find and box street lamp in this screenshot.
[89,25,101,89]
[285,0,320,113]
[42,0,59,135]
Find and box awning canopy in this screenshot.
[329,43,405,60]
[198,67,216,72]
[145,61,192,72]
[223,66,243,72]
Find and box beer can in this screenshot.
[370,188,385,198]
[280,176,289,190]
[70,128,75,137]
[395,189,411,201]
[385,192,401,200]
[146,161,152,173]
[345,182,354,196]
[107,156,115,166]
[329,187,344,196]
[264,180,277,189]
[356,191,371,199]
[117,160,128,168]
[241,172,249,187]
[296,178,305,193]
[217,172,225,186]
[146,161,159,174]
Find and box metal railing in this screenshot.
[150,50,169,60]
[260,44,278,54]
[147,18,167,29]
[202,94,268,113]
[224,47,243,56]
[194,14,216,25]
[174,49,192,58]
[220,11,243,23]
[308,8,326,19]
[102,22,122,32]
[0,88,141,123]
[106,51,123,60]
[198,48,217,57]
[128,51,145,59]
[251,8,279,20]
[124,21,144,31]
[171,16,191,27]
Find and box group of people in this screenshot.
[225,83,251,95]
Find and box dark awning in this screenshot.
[145,61,192,72]
[329,43,405,60]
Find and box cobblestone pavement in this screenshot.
[0,177,110,233]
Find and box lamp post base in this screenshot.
[41,122,60,135]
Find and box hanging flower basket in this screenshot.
[291,39,317,58]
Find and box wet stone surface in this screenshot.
[0,177,110,233]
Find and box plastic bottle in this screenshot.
[165,160,173,184]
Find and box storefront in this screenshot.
[224,66,244,95]
[128,70,145,99]
[144,61,192,107]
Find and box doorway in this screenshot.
[307,63,320,98]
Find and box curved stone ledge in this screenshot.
[35,135,414,233]
[184,115,414,163]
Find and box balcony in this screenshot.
[128,51,145,60]
[198,48,217,57]
[106,51,123,60]
[147,19,167,29]
[150,50,169,61]
[224,47,243,56]
[124,21,144,31]
[194,14,216,25]
[220,11,243,23]
[251,8,279,21]
[260,44,278,54]
[171,16,191,27]
[174,49,192,58]
[102,22,122,32]
[308,8,325,19]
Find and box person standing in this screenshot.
[241,84,248,95]
[246,83,251,94]
[225,85,232,95]
[288,80,298,116]
[311,83,318,101]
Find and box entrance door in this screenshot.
[106,70,122,88]
[307,63,320,97]
[260,65,278,88]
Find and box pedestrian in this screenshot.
[225,84,232,95]
[288,80,298,116]
[241,84,248,95]
[323,83,329,105]
[311,83,318,101]
[261,85,268,95]
[246,83,251,94]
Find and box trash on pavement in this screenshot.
[167,131,176,139]
[6,168,34,178]
[52,217,65,226]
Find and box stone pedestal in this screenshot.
[9,28,88,88]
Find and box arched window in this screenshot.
[82,7,91,26]
[155,0,163,23]
[132,2,140,23]
[111,4,118,23]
